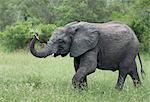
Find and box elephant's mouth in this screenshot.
[61,53,68,57]
[54,53,59,57]
[53,53,68,57]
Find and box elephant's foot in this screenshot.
[72,75,88,90]
[115,83,123,91]
[115,74,127,91]
[81,81,88,87]
[72,80,88,90]
[133,80,141,88]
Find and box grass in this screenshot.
[0,51,150,102]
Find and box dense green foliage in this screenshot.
[0,21,57,52]
[0,52,150,101]
[0,0,149,52]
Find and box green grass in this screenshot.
[0,51,150,102]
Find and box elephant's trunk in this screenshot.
[29,33,53,58]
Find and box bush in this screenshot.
[129,19,150,52]
[0,21,57,52]
[140,28,150,53]
[32,24,57,43]
[0,21,32,52]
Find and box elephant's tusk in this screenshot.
[52,53,54,57]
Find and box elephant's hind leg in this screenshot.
[115,68,128,90]
[115,57,131,90]
[129,61,141,87]
[115,54,141,90]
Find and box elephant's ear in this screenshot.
[70,25,99,57]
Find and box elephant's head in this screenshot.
[30,22,99,58]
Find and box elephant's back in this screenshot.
[97,21,139,48]
[97,22,138,50]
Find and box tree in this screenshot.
[54,0,108,25]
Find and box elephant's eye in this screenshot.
[58,39,64,43]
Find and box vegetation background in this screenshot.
[0,0,149,53]
[0,0,150,102]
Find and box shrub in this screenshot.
[0,21,32,52]
[140,28,150,53]
[0,21,57,52]
[129,19,150,52]
[32,24,57,43]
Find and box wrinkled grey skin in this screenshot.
[30,21,142,90]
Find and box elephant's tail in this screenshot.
[138,53,146,79]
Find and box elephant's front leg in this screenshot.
[72,50,97,89]
[74,57,87,87]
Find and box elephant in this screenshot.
[30,21,145,90]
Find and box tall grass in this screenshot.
[0,51,150,102]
